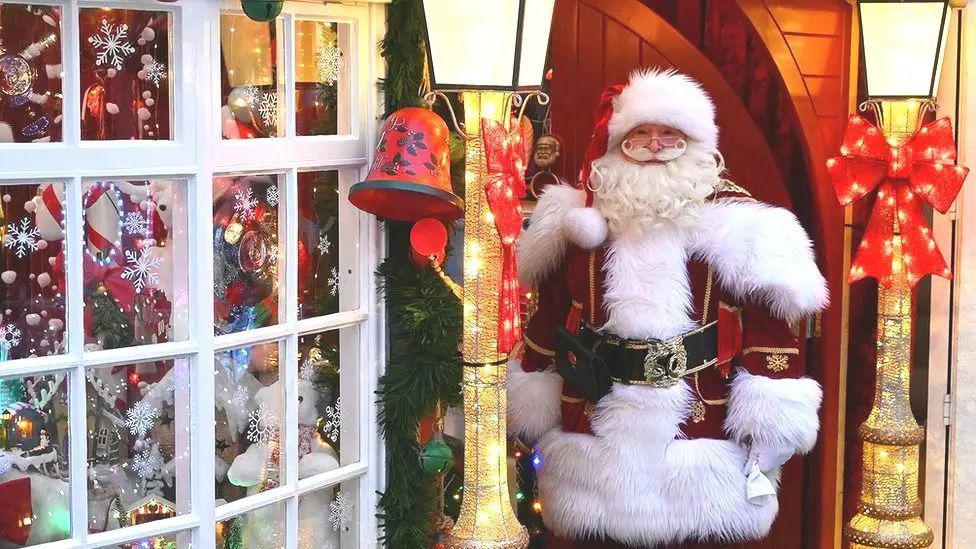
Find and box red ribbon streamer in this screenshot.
[481,117,528,353]
[827,115,969,287]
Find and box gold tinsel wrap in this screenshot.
[845,99,934,549]
[445,90,527,548]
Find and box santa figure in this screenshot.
[510,69,828,547]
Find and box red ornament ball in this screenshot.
[225,281,247,305]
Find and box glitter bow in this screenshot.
[481,116,527,353]
[827,115,969,286]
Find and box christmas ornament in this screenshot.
[224,222,244,245]
[350,107,462,221]
[420,438,454,476]
[241,0,283,22]
[827,114,969,286]
[409,217,448,267]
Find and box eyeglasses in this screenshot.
[624,134,686,151]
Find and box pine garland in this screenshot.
[376,1,463,547]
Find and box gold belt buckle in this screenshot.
[643,337,688,388]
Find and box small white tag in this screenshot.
[746,462,777,506]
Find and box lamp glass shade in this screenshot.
[422,0,555,90]
[859,1,951,99]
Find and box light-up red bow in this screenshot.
[481,116,528,353]
[827,115,969,286]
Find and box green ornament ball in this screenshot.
[420,439,454,476]
[241,0,283,22]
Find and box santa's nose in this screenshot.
[647,139,664,152]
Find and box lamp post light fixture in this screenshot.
[420,1,555,548]
[845,2,957,548]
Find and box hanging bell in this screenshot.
[349,107,463,222]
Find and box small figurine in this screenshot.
[529,133,569,198]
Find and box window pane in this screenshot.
[86,359,191,533]
[220,13,282,139]
[107,530,192,549]
[295,20,350,136]
[216,502,285,549]
[299,479,359,548]
[0,371,71,546]
[213,174,282,335]
[215,341,282,504]
[0,3,63,143]
[296,326,359,472]
[298,170,358,318]
[79,8,171,140]
[82,179,189,350]
[0,181,66,361]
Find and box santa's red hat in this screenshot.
[578,69,718,203]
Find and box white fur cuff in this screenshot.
[563,207,608,250]
[507,359,562,443]
[724,369,822,455]
[518,185,586,286]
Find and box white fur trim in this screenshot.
[564,207,608,250]
[725,369,823,454]
[692,199,829,321]
[609,69,718,150]
[507,359,562,443]
[518,185,586,286]
[536,382,780,545]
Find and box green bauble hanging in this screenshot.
[420,438,454,476]
[241,0,282,22]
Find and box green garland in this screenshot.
[376,1,463,547]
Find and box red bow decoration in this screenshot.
[827,115,969,286]
[481,116,528,353]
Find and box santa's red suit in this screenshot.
[509,70,827,547]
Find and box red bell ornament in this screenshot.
[349,107,463,222]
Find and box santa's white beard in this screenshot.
[589,144,723,237]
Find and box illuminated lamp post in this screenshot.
[420,1,555,547]
[840,2,966,548]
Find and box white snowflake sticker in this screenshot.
[316,41,342,86]
[0,324,22,351]
[145,59,166,86]
[122,212,149,236]
[299,358,318,382]
[88,19,135,71]
[246,403,280,445]
[323,397,341,443]
[241,86,259,107]
[257,92,279,128]
[231,385,250,412]
[121,248,162,293]
[234,188,259,221]
[266,183,279,208]
[317,232,332,255]
[125,401,159,437]
[4,217,40,258]
[329,490,354,532]
[132,448,161,478]
[328,267,339,297]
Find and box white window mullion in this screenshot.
[284,167,300,548]
[63,0,81,147]
[284,13,297,139]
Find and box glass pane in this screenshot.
[216,502,285,549]
[0,371,71,546]
[79,8,171,140]
[295,20,350,136]
[0,3,63,143]
[213,174,281,335]
[215,341,282,504]
[82,179,189,350]
[296,327,359,472]
[298,479,359,548]
[0,181,66,361]
[220,13,282,139]
[298,170,358,318]
[86,359,190,533]
[107,530,192,549]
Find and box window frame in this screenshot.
[0,0,386,547]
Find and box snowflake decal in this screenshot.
[328,267,339,297]
[123,212,149,236]
[266,183,279,208]
[316,41,342,86]
[132,448,160,478]
[88,19,135,71]
[125,401,159,437]
[241,86,259,106]
[246,403,280,445]
[231,385,250,412]
[145,59,166,87]
[4,217,39,259]
[299,358,318,382]
[257,92,279,128]
[317,232,331,255]
[234,188,259,221]
[323,397,341,443]
[329,490,354,532]
[0,452,10,477]
[0,324,22,351]
[121,248,162,293]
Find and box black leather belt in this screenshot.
[578,322,718,388]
